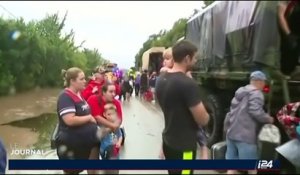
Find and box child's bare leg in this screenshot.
[199,146,209,159]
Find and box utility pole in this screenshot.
[0,4,17,19]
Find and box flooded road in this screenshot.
[0,88,60,125]
[0,88,60,158]
[1,90,220,174]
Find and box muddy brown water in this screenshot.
[0,88,61,159]
[0,88,60,125]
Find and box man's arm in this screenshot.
[278,2,291,35]
[182,81,209,127]
[248,92,273,124]
[190,102,210,127]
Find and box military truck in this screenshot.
[185,1,300,148]
[141,47,165,74]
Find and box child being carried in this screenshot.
[99,103,123,160]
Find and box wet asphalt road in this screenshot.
[6,97,221,174]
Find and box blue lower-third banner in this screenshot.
[9,159,280,170]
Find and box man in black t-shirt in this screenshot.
[155,40,209,175]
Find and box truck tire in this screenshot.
[199,87,225,148]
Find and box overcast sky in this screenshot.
[0,1,204,69]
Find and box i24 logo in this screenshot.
[257,160,273,169]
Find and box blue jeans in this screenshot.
[100,129,122,160]
[225,138,258,159]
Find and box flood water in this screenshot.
[1,113,57,158]
[0,88,61,160]
[0,88,59,125]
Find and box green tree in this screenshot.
[83,48,108,76]
[0,12,108,95]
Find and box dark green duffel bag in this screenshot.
[50,123,59,149]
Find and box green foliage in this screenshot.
[134,18,188,68]
[0,13,108,95]
[204,0,215,7]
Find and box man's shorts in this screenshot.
[225,138,258,159]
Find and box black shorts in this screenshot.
[55,132,100,160]
[162,142,196,175]
[56,142,99,174]
[56,144,93,159]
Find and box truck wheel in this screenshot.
[199,87,225,148]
